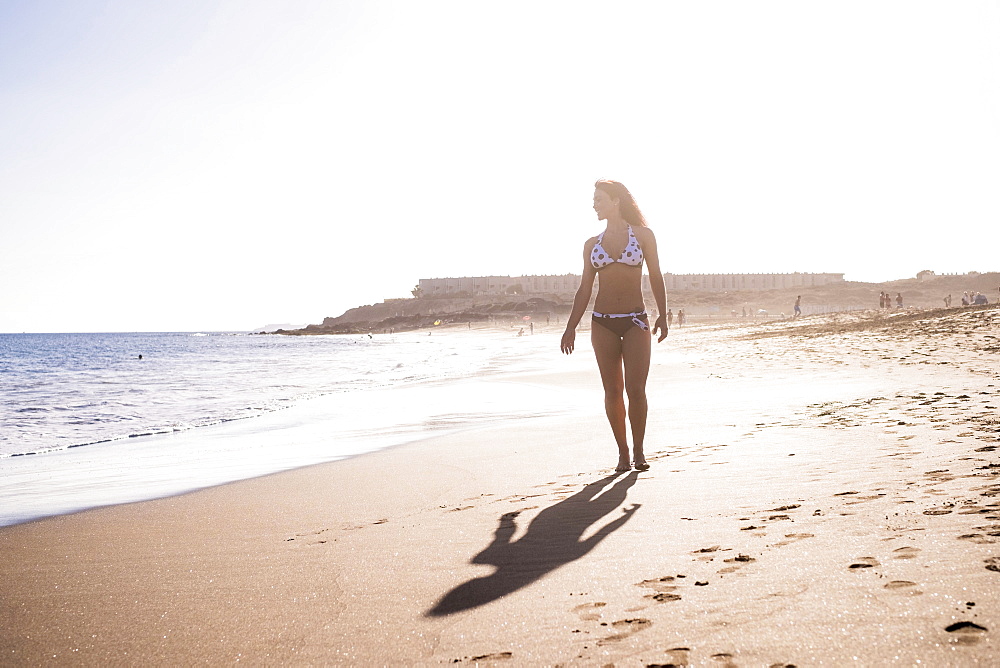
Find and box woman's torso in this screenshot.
[590,225,646,313]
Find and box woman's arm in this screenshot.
[636,227,668,342]
[561,239,598,354]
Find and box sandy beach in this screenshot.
[2,306,999,666]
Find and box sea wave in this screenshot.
[0,327,571,526]
[0,329,554,458]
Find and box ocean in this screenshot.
[0,329,581,526]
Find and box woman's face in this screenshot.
[593,188,618,221]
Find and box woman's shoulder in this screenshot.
[632,225,657,243]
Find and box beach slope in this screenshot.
[2,306,999,665]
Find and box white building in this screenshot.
[418,272,844,297]
[662,272,845,292]
[417,275,579,297]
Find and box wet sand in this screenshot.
[2,306,999,666]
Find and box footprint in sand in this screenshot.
[986,557,1000,573]
[572,602,607,621]
[892,546,921,560]
[463,493,495,502]
[718,553,756,574]
[648,592,683,602]
[959,533,997,545]
[768,504,801,512]
[500,493,545,503]
[286,528,336,545]
[849,557,880,570]
[726,554,756,563]
[453,651,513,663]
[646,646,690,667]
[845,494,886,505]
[772,533,815,548]
[945,621,988,646]
[638,576,684,602]
[709,652,738,667]
[959,505,996,515]
[693,545,732,561]
[596,618,652,645]
[885,580,922,595]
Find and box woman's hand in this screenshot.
[560,328,576,354]
[653,315,668,342]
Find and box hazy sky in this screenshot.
[2,1,998,332]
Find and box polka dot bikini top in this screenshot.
[591,225,643,269]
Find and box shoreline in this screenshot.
[0,326,575,528]
[2,307,999,664]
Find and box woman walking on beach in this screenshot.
[561,180,668,472]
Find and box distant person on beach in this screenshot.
[878,292,885,309]
[667,309,674,327]
[973,292,988,305]
[678,309,686,326]
[561,180,668,473]
[944,294,952,308]
[896,293,903,309]
[794,296,802,318]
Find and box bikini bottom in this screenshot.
[591,310,649,338]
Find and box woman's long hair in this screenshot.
[595,179,648,227]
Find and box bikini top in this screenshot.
[591,225,643,269]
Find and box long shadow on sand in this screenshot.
[427,471,640,616]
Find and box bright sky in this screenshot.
[2,1,998,332]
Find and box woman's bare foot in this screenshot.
[616,455,631,473]
[633,449,650,471]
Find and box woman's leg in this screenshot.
[622,324,652,466]
[591,321,630,470]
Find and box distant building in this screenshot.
[418,272,844,297]
[662,272,845,292]
[916,270,984,280]
[417,275,579,297]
